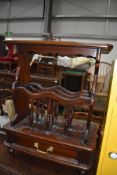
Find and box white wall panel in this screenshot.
[9,21,44,33]
[0,1,8,18]
[52,19,106,35]
[52,0,117,38]
[0,0,117,41]
[0,23,7,33]
[107,20,117,35]
[0,0,44,35]
[10,0,44,18]
[109,0,117,15]
[53,0,108,16]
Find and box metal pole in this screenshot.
[105,0,111,34]
[6,0,11,33]
[43,0,53,39]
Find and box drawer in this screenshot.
[5,131,95,171]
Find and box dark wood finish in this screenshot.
[1,40,113,88]
[8,40,112,124]
[0,42,17,72]
[0,134,97,175]
[30,55,65,87]
[5,40,113,80]
[5,40,113,55]
[0,72,15,89]
[3,40,113,175]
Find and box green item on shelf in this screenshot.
[64,69,86,75]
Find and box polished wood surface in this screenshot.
[0,133,97,175]
[4,40,113,84]
[2,40,113,175]
[1,40,113,88]
[4,117,98,169]
[5,40,113,54]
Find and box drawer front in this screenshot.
[9,133,93,167]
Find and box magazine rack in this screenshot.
[4,40,113,175]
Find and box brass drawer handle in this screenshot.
[34,142,54,154]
